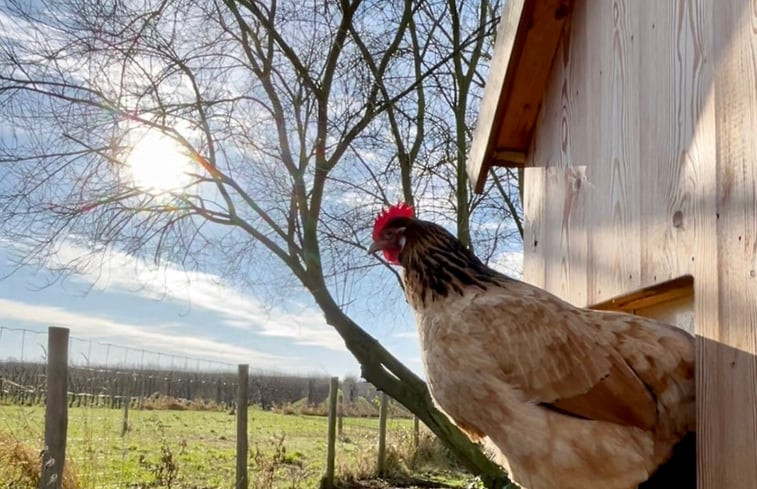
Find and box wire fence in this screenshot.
[0,326,441,489]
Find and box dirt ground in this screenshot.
[337,478,461,489]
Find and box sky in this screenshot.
[0,236,522,378]
[0,241,396,377]
[0,1,524,380]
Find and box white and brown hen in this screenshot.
[368,203,695,489]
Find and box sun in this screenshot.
[126,130,192,195]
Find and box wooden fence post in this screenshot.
[337,391,344,437]
[324,377,338,489]
[413,415,420,449]
[121,375,131,437]
[111,377,119,409]
[41,327,69,489]
[377,392,388,476]
[236,364,249,489]
[138,374,146,410]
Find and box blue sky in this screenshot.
[0,242,396,376]
[0,1,524,379]
[0,236,522,377]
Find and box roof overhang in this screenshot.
[467,0,573,193]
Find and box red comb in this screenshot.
[372,202,415,240]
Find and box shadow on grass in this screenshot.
[335,475,460,489]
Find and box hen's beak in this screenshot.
[367,240,383,255]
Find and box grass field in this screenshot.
[0,404,470,489]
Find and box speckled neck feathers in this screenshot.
[397,219,508,309]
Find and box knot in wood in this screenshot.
[672,210,684,228]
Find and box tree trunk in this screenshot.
[308,282,510,488]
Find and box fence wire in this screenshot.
[0,326,439,489]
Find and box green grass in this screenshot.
[0,404,468,489]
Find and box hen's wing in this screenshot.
[464,280,693,431]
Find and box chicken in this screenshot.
[368,203,695,489]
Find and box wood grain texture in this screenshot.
[236,364,249,489]
[467,0,527,192]
[524,4,590,305]
[498,0,757,486]
[525,0,711,301]
[638,1,707,285]
[493,0,574,151]
[521,166,546,287]
[591,275,694,313]
[543,166,568,296]
[557,6,589,307]
[540,165,590,304]
[701,0,757,486]
[668,2,720,488]
[585,0,641,303]
[554,0,599,299]
[42,327,69,489]
[636,295,695,336]
[325,377,338,488]
[530,33,565,295]
[468,0,573,192]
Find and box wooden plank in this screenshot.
[543,166,568,296]
[683,1,719,488]
[636,295,695,335]
[121,379,130,437]
[637,0,680,284]
[468,0,573,193]
[701,1,757,487]
[521,166,546,287]
[236,364,249,489]
[494,0,574,151]
[377,392,388,476]
[638,1,708,285]
[41,327,69,489]
[633,2,718,485]
[530,28,565,295]
[337,391,344,437]
[527,40,563,172]
[467,0,528,192]
[524,2,591,305]
[590,275,693,312]
[558,4,589,306]
[585,0,641,304]
[582,0,605,305]
[324,377,339,488]
[490,150,527,166]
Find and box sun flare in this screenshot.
[126,130,192,194]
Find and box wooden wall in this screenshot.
[520,0,757,487]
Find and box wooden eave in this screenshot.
[467,0,573,193]
[590,275,694,313]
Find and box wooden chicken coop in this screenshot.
[468,0,757,488]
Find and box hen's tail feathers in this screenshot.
[639,432,696,489]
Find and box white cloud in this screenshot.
[0,10,36,44]
[392,330,417,339]
[41,240,346,352]
[0,298,295,369]
[491,249,524,279]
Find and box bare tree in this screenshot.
[338,0,522,257]
[0,0,519,485]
